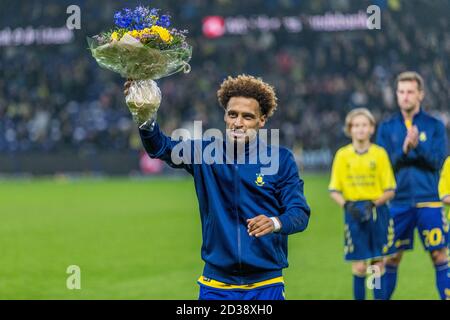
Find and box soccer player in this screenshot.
[329,108,396,300]
[376,71,449,300]
[439,157,450,206]
[124,75,311,300]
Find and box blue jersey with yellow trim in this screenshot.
[376,109,448,206]
[139,122,311,285]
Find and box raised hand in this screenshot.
[403,125,419,154]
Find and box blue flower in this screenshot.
[156,15,171,28]
[114,8,133,28]
[132,6,152,30]
[150,8,159,16]
[135,5,150,16]
[113,6,167,30]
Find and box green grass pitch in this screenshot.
[0,174,443,299]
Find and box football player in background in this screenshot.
[329,108,396,300]
[376,71,449,300]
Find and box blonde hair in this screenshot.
[396,71,425,92]
[344,108,376,137]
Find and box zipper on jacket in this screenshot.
[402,118,416,206]
[233,163,243,283]
[408,121,416,206]
[408,165,415,206]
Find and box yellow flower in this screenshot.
[110,31,119,41]
[150,25,173,43]
[128,30,141,39]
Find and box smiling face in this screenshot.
[224,96,266,143]
[396,80,424,114]
[350,114,375,143]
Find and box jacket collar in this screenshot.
[397,107,424,122]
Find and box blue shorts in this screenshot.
[386,205,449,253]
[198,284,285,300]
[344,203,392,261]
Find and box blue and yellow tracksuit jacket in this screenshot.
[139,123,311,285]
[376,109,448,206]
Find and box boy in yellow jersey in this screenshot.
[439,157,450,206]
[329,108,396,300]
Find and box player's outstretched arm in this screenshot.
[124,81,194,173]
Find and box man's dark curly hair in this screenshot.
[217,75,278,118]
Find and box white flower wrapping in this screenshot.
[126,79,162,125]
[118,35,161,124]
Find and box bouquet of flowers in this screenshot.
[87,5,192,124]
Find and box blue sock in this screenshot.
[434,261,448,300]
[353,274,366,300]
[383,265,398,300]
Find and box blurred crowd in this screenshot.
[0,0,449,155]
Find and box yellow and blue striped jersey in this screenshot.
[439,157,450,201]
[329,144,396,201]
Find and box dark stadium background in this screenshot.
[1,0,448,176]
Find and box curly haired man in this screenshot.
[124,75,311,300]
